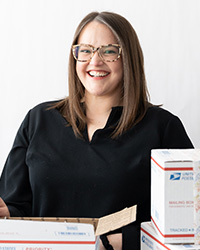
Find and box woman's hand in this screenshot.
[0,197,10,217]
[100,233,122,250]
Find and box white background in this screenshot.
[0,0,200,174]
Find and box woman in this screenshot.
[0,11,193,249]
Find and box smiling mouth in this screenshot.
[88,71,110,77]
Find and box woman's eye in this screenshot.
[104,50,116,54]
[80,49,91,54]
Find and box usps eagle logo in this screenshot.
[170,173,181,180]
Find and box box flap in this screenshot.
[95,205,137,236]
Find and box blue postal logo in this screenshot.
[170,173,181,180]
[169,172,193,181]
[142,235,153,249]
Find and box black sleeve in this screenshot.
[0,111,32,216]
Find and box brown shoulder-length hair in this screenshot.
[53,11,151,138]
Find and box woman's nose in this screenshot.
[89,51,104,65]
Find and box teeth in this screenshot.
[88,71,109,77]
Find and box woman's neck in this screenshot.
[84,94,121,141]
[85,94,120,120]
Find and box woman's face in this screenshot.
[76,21,123,101]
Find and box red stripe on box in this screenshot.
[151,157,193,171]
[151,217,194,238]
[141,227,171,250]
[0,240,95,244]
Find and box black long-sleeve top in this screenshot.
[0,101,193,249]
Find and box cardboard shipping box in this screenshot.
[141,221,200,250]
[151,149,200,244]
[0,205,136,249]
[0,219,95,250]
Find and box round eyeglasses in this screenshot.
[72,44,122,62]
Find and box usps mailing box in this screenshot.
[141,221,200,250]
[0,219,95,249]
[151,149,200,244]
[0,205,136,249]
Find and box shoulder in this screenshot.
[144,106,193,148]
[143,105,186,134]
[145,105,179,123]
[27,100,63,119]
[30,100,60,113]
[22,100,65,128]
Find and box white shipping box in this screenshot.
[0,205,137,249]
[141,221,200,250]
[0,219,95,250]
[151,149,200,244]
